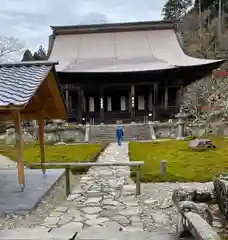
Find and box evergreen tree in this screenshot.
[33,45,48,60]
[21,49,34,61]
[33,52,41,61]
[162,0,193,20]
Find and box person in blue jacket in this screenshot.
[116,125,124,146]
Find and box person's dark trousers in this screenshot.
[117,137,122,146]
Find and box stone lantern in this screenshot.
[54,119,65,144]
[175,106,189,140]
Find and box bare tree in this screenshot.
[0,36,24,62]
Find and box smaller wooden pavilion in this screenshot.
[0,61,67,190]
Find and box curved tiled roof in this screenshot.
[48,25,224,73]
[0,61,59,106]
[0,64,51,106]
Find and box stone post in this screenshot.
[160,160,166,175]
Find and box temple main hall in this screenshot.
[48,20,225,124]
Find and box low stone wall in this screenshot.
[44,126,85,144]
[172,186,221,240]
[3,126,86,145]
[153,121,228,138]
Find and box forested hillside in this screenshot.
[162,0,228,123]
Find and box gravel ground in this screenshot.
[0,174,80,230]
[0,179,227,236]
[140,182,228,235]
[139,182,214,232]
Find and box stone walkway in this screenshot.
[0,155,17,169]
[40,142,143,233]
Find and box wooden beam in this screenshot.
[0,106,23,111]
[38,117,46,174]
[12,111,25,191]
[25,96,51,120]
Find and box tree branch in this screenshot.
[0,36,24,62]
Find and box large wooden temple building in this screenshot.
[48,20,225,124]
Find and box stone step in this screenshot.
[90,124,151,142]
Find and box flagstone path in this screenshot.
[0,155,17,169]
[40,142,143,233]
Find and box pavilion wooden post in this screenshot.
[12,111,25,191]
[38,117,46,175]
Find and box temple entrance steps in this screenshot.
[89,123,151,143]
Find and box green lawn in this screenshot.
[129,138,228,182]
[0,143,105,174]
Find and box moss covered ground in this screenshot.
[129,138,228,182]
[0,143,104,174]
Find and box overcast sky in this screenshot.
[0,0,167,53]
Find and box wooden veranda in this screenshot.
[0,61,67,190]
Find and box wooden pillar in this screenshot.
[81,88,85,119]
[148,87,153,111]
[13,111,25,191]
[77,87,82,122]
[100,87,104,123]
[153,83,158,121]
[179,86,184,103]
[176,86,184,110]
[130,85,135,122]
[38,118,45,175]
[65,84,69,111]
[164,86,168,110]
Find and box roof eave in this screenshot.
[0,61,59,68]
[50,20,180,35]
[57,59,226,74]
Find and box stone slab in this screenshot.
[0,169,64,213]
[80,227,176,240]
[0,228,52,240]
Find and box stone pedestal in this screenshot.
[176,119,185,140]
[175,106,189,140]
[54,119,65,144]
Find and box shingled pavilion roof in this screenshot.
[48,20,225,73]
[0,61,67,120]
[0,61,67,189]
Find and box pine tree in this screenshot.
[33,45,48,60]
[21,49,34,61]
